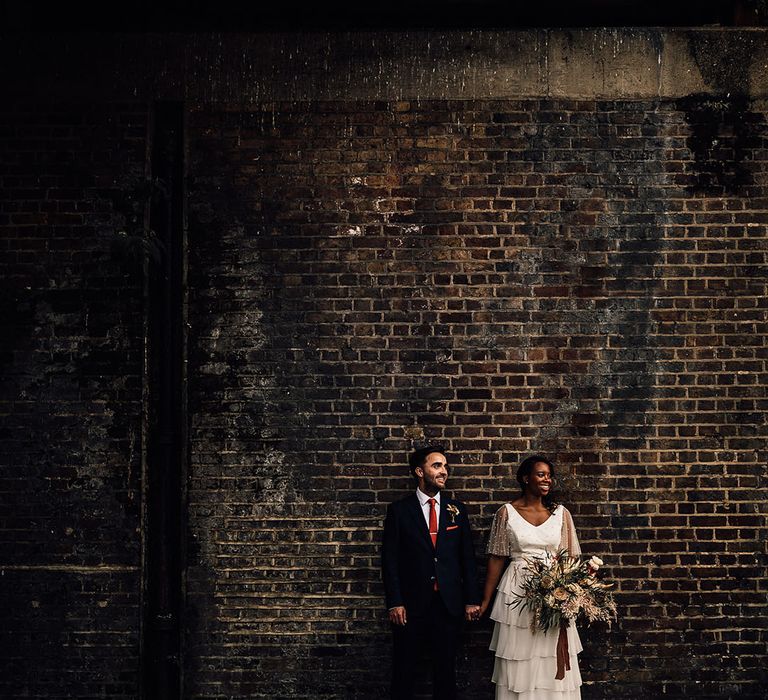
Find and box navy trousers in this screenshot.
[390,591,462,700]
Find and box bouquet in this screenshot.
[510,549,616,634]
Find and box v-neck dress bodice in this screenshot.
[505,504,564,558]
[486,504,583,700]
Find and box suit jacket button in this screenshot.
[434,557,438,562]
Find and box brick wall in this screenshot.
[185,98,767,699]
[0,103,147,698]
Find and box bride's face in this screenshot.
[524,461,553,498]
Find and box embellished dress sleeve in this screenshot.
[486,504,513,557]
[559,506,581,557]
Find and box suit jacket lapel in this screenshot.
[406,493,433,549]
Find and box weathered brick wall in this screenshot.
[0,103,147,698]
[185,97,767,699]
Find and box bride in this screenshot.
[479,455,583,700]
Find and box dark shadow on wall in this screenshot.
[2,0,766,31]
[679,95,764,196]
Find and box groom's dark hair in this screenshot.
[408,445,448,478]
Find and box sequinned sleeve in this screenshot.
[559,506,581,557]
[486,505,512,557]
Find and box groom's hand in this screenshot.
[388,606,407,626]
[465,604,481,621]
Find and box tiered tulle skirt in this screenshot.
[490,561,582,700]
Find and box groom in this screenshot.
[381,446,481,700]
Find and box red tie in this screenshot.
[428,498,438,590]
[428,498,438,548]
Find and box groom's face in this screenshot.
[416,452,449,494]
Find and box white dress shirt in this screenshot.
[416,487,441,529]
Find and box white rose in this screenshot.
[588,556,604,570]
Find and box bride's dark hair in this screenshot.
[516,454,557,514]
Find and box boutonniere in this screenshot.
[446,504,460,524]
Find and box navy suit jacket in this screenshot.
[382,492,481,618]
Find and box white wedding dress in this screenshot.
[487,503,583,700]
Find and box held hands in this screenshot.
[465,604,481,622]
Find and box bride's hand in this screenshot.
[478,599,490,618]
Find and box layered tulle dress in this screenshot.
[487,503,583,700]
